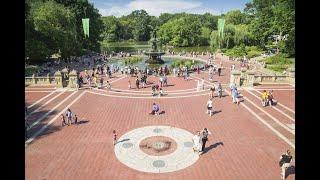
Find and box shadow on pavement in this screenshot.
[117,138,130,144]
[203,141,224,154]
[76,120,90,125]
[213,110,222,115]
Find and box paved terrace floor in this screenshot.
[25,56,295,180]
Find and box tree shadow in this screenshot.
[203,141,224,154]
[285,165,295,178]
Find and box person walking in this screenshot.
[66,109,72,125]
[218,67,222,76]
[61,114,67,127]
[159,76,163,87]
[200,128,212,153]
[209,87,215,98]
[206,98,213,116]
[113,130,117,145]
[217,83,223,98]
[128,78,131,89]
[232,87,240,105]
[135,77,140,89]
[74,114,78,124]
[99,77,104,89]
[279,150,293,180]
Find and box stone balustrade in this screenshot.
[230,69,294,87]
[25,69,79,88]
[25,74,55,85]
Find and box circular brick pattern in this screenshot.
[153,160,166,168]
[122,142,133,149]
[153,128,162,133]
[114,125,199,173]
[139,136,177,156]
[184,141,194,147]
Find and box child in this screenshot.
[152,86,156,96]
[159,88,164,97]
[61,114,66,127]
[74,114,78,124]
[113,130,117,145]
[106,81,111,90]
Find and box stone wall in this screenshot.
[25,74,55,85]
[25,69,79,88]
[230,69,295,87]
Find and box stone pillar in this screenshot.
[288,67,295,78]
[54,70,63,88]
[230,70,241,87]
[61,68,69,80]
[68,70,78,88]
[273,73,277,82]
[287,67,295,83]
[32,74,36,84]
[246,71,256,87]
[46,73,51,84]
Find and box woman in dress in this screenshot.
[192,131,202,154]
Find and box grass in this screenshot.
[170,59,201,68]
[263,54,294,72]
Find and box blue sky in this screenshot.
[89,0,252,17]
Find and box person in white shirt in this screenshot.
[279,150,293,180]
[206,98,213,116]
[201,78,205,90]
[196,80,200,91]
[173,68,176,76]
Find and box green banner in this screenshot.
[82,18,90,38]
[218,19,225,38]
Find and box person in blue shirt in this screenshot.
[149,103,160,115]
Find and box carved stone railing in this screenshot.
[25,69,79,88]
[25,74,55,85]
[230,68,295,87]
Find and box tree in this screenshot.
[29,0,78,59]
[158,13,174,25]
[158,15,202,47]
[101,16,121,42]
[127,10,152,41]
[54,0,104,52]
[244,0,294,55]
[225,10,247,25]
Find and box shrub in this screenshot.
[25,66,40,76]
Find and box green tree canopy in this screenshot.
[29,0,78,59]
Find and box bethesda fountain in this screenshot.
[144,29,165,64]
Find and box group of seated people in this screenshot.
[151,84,164,96]
[261,90,277,107]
